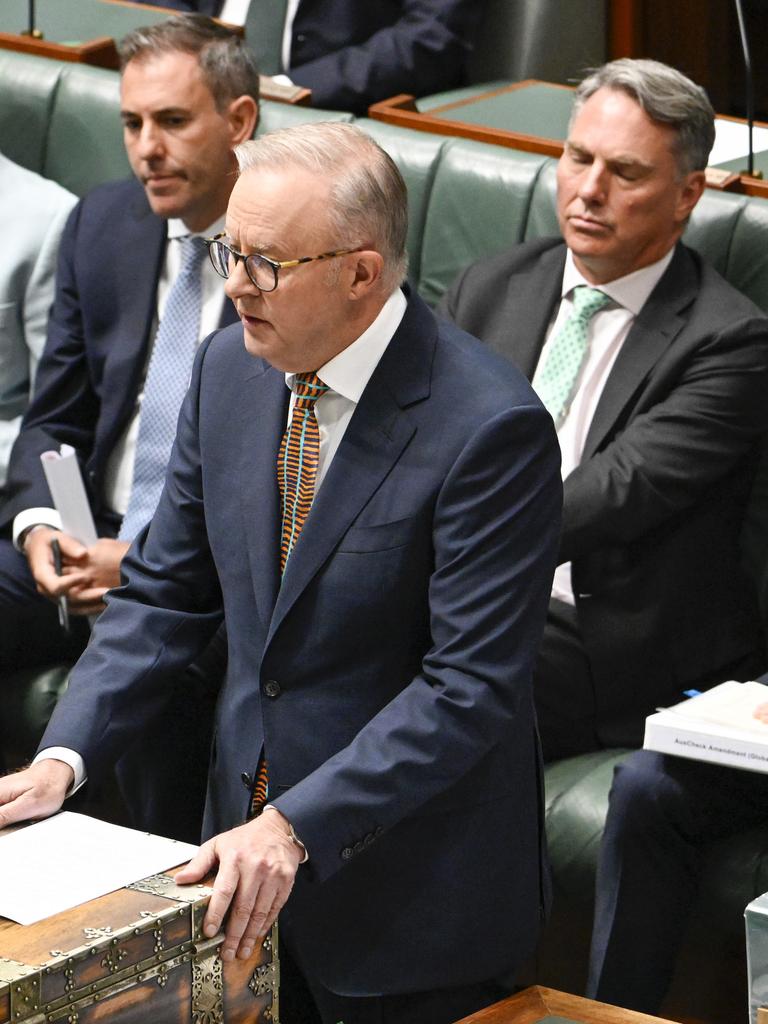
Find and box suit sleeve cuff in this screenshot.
[13,508,62,550]
[33,748,87,796]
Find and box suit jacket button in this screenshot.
[341,846,354,860]
[263,679,281,698]
[241,771,253,790]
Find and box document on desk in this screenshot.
[0,812,198,925]
[40,443,98,546]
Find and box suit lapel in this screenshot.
[238,361,289,631]
[266,294,434,646]
[582,244,697,459]
[498,244,565,379]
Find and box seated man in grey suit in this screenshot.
[440,58,768,761]
[0,153,76,488]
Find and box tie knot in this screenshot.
[294,371,329,405]
[571,285,611,321]
[179,235,207,274]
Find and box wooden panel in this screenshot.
[454,985,679,1024]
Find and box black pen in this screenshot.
[50,537,70,634]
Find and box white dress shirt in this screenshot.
[534,248,675,604]
[13,216,227,547]
[37,287,407,792]
[217,0,299,70]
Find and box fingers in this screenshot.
[175,841,218,885]
[177,818,301,962]
[55,532,89,562]
[0,761,72,830]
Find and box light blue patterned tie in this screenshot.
[119,236,206,540]
[535,285,611,426]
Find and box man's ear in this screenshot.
[347,250,385,300]
[674,169,706,225]
[227,95,259,145]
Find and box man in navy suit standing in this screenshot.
[0,123,562,1023]
[0,15,259,840]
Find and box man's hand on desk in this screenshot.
[0,761,71,829]
[175,809,302,961]
[25,528,130,615]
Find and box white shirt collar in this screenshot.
[562,246,676,316]
[167,214,225,241]
[285,288,407,401]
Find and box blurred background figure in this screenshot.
[0,152,76,489]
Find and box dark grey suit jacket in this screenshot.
[440,237,768,744]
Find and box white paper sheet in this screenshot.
[709,117,768,168]
[40,444,98,546]
[0,812,198,925]
[659,679,768,735]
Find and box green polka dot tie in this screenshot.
[535,286,612,425]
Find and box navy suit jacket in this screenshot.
[40,291,562,993]
[440,238,768,744]
[287,0,484,113]
[1,178,237,532]
[132,0,482,114]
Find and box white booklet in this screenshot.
[40,443,98,546]
[0,812,198,925]
[644,680,768,774]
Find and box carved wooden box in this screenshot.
[0,871,278,1024]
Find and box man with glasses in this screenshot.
[0,14,258,841]
[0,122,562,1024]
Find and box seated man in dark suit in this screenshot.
[134,0,483,113]
[0,14,259,840]
[439,58,768,762]
[0,121,562,1024]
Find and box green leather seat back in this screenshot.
[722,195,768,314]
[684,189,747,279]
[357,118,447,291]
[418,137,550,305]
[256,101,354,137]
[523,158,559,240]
[0,50,65,174]
[45,64,129,196]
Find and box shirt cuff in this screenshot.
[13,508,62,550]
[33,747,87,796]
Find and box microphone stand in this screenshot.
[20,0,43,39]
[734,0,762,178]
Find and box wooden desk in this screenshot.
[454,986,677,1024]
[369,81,768,201]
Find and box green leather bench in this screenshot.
[3,48,768,1023]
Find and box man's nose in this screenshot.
[224,257,257,301]
[578,161,608,203]
[136,123,164,160]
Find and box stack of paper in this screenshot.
[643,680,768,773]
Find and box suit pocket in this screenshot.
[337,516,414,553]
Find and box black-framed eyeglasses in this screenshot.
[204,233,358,292]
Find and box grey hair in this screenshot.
[119,13,260,112]
[573,58,715,174]
[235,122,409,292]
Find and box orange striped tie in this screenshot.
[277,371,329,574]
[251,374,328,818]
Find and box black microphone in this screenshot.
[734,0,763,178]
